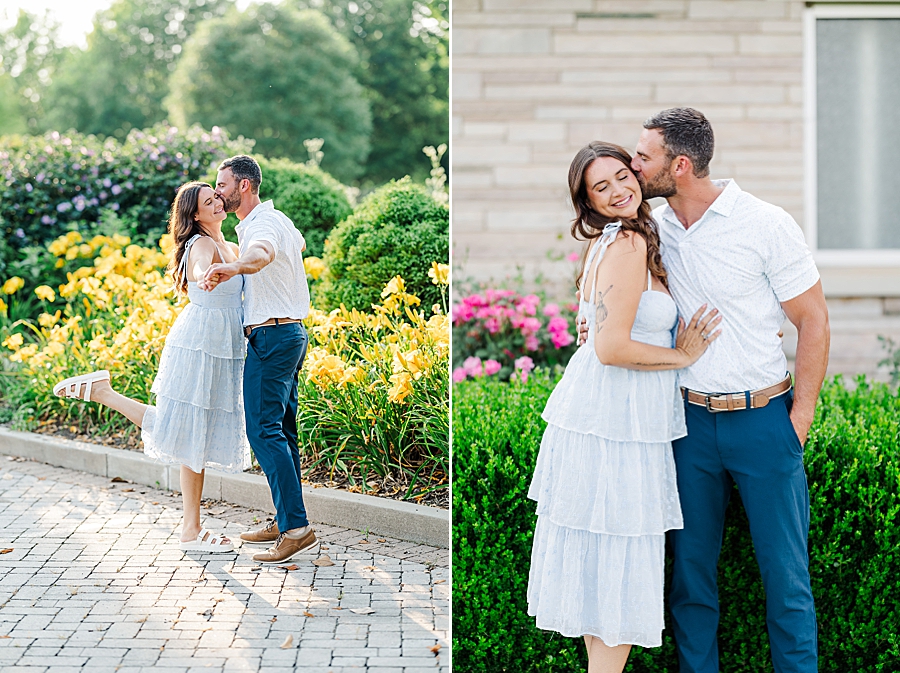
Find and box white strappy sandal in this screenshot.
[179,529,235,553]
[52,370,111,402]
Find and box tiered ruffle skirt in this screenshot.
[526,345,686,647]
[142,299,251,474]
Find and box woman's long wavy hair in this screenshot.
[569,141,668,292]
[167,181,209,294]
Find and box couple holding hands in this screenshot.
[527,108,829,673]
[53,155,317,564]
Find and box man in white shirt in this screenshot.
[580,108,829,672]
[201,155,317,564]
[636,109,829,673]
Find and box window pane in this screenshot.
[817,19,900,250]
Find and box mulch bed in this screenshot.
[27,419,448,509]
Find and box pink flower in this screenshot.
[566,251,580,262]
[522,317,542,334]
[452,304,474,324]
[484,317,501,334]
[518,294,541,316]
[483,359,502,376]
[543,303,560,317]
[551,331,574,348]
[475,307,493,320]
[452,368,468,383]
[515,356,535,373]
[525,335,539,351]
[463,356,483,377]
[546,316,569,334]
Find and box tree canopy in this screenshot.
[41,0,234,138]
[167,4,372,182]
[0,10,67,132]
[297,0,449,185]
[0,0,449,186]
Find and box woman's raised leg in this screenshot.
[583,635,631,673]
[72,380,149,427]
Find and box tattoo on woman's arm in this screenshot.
[595,285,613,332]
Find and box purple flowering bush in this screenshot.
[0,124,252,265]
[452,288,578,382]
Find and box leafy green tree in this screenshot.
[295,0,449,185]
[167,4,371,182]
[0,10,67,132]
[41,0,233,138]
[0,75,27,135]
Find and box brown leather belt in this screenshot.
[244,317,303,338]
[682,374,792,413]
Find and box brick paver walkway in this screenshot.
[0,457,449,672]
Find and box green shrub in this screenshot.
[452,374,900,672]
[314,177,448,311]
[218,157,353,259]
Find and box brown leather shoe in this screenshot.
[240,519,280,544]
[252,528,318,564]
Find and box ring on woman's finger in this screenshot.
[702,333,708,340]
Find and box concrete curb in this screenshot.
[0,427,448,548]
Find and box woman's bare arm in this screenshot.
[187,238,217,283]
[591,233,719,371]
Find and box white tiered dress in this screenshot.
[141,234,252,475]
[527,223,686,648]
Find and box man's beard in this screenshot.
[220,190,241,213]
[638,169,677,199]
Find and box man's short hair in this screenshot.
[218,155,262,194]
[643,107,714,178]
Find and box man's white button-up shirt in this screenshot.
[656,179,820,394]
[235,200,310,327]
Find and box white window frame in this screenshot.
[803,3,900,267]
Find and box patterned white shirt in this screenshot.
[656,179,820,394]
[235,200,310,327]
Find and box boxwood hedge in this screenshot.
[452,372,900,672]
[314,177,448,311]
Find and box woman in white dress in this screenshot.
[527,142,721,672]
[53,182,250,553]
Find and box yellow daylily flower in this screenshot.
[34,285,55,302]
[38,311,61,328]
[304,256,326,281]
[380,276,405,298]
[3,333,23,350]
[428,262,449,286]
[1,277,24,294]
[387,371,414,403]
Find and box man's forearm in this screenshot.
[235,243,274,275]
[791,313,830,426]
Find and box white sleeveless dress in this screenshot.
[527,223,686,648]
[141,234,252,474]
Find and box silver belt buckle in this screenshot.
[704,394,726,413]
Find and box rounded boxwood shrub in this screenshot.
[453,374,900,672]
[314,177,449,311]
[256,157,352,259]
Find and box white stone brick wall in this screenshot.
[453,0,805,284]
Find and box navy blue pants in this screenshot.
[669,391,817,673]
[243,322,309,532]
